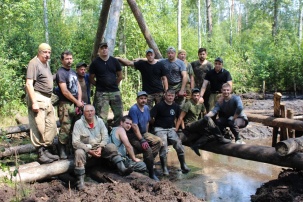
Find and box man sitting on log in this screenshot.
[109,115,147,173]
[175,88,231,156]
[72,104,133,190]
[150,89,190,175]
[205,83,248,144]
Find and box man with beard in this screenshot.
[191,48,213,111]
[76,62,91,104]
[127,91,162,181]
[56,51,84,159]
[117,48,168,109]
[25,43,58,164]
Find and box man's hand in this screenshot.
[32,102,39,112]
[133,157,141,162]
[140,138,150,150]
[198,97,204,104]
[88,148,102,158]
[75,100,84,108]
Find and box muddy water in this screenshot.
[164,138,283,202]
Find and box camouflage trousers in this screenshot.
[27,92,57,148]
[208,93,221,111]
[93,91,123,127]
[58,101,80,145]
[146,92,163,110]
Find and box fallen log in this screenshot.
[246,113,303,131]
[275,137,303,156]
[0,144,36,158]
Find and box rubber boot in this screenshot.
[178,155,191,174]
[37,147,54,164]
[146,162,159,181]
[74,168,85,190]
[44,148,59,160]
[160,156,169,176]
[190,135,209,156]
[58,141,68,159]
[211,127,231,144]
[112,156,133,176]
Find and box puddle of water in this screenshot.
[163,138,283,202]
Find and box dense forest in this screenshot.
[1,0,302,117]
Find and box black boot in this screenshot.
[190,135,209,156]
[37,147,54,164]
[44,148,59,160]
[74,168,85,190]
[146,162,159,181]
[160,156,169,176]
[211,127,231,144]
[58,142,67,159]
[112,156,133,176]
[178,155,191,174]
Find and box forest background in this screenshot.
[1,0,303,126]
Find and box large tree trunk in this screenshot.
[275,136,303,156]
[0,144,36,158]
[126,0,163,59]
[205,0,212,40]
[272,0,279,38]
[91,0,112,61]
[104,0,123,56]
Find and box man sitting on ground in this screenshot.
[72,104,133,190]
[109,115,147,173]
[175,88,231,156]
[205,83,248,144]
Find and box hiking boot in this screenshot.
[44,149,59,160]
[37,147,54,164]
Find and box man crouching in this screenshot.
[72,104,133,190]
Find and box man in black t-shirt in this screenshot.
[89,42,123,127]
[117,48,168,109]
[150,89,190,176]
[199,57,232,111]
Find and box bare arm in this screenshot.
[117,128,140,162]
[131,124,143,140]
[25,79,39,112]
[77,81,82,103]
[116,57,135,66]
[180,71,187,93]
[198,79,209,103]
[190,74,195,89]
[89,74,96,86]
[162,76,168,91]
[116,71,123,85]
[175,111,187,131]
[228,80,233,90]
[58,82,83,107]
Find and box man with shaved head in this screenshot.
[25,43,59,164]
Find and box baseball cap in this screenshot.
[76,62,87,68]
[137,91,148,97]
[99,42,108,48]
[214,57,223,63]
[191,88,200,94]
[146,48,154,54]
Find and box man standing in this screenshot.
[76,62,91,104]
[127,91,162,181]
[191,48,213,111]
[72,105,133,190]
[109,115,146,173]
[117,48,168,109]
[89,42,123,127]
[160,46,188,106]
[175,88,231,156]
[25,43,59,164]
[151,89,190,175]
[199,57,232,111]
[206,83,248,144]
[56,51,84,159]
[177,49,194,101]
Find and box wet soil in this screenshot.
[1,95,303,201]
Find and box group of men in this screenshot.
[25,42,248,190]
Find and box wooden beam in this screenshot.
[0,144,36,158]
[272,92,282,147]
[287,109,295,138]
[280,104,288,141]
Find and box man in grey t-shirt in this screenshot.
[159,46,188,106]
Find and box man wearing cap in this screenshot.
[56,50,84,159]
[116,48,168,109]
[76,62,91,104]
[159,46,188,106]
[199,57,232,111]
[151,89,190,175]
[175,88,231,156]
[127,91,162,181]
[89,42,123,127]
[191,48,213,111]
[177,49,194,101]
[25,43,59,164]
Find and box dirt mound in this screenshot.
[251,169,303,202]
[0,178,203,202]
